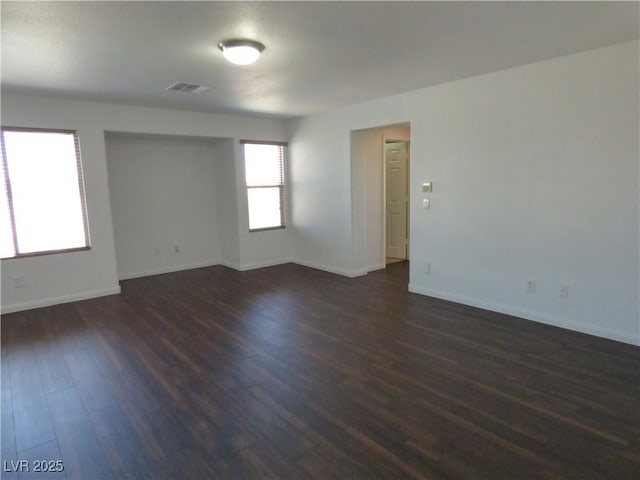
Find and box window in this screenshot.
[242,141,286,231]
[1,127,91,259]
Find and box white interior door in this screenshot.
[385,141,409,259]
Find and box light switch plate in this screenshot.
[422,182,432,193]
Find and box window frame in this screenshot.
[1,126,91,260]
[241,140,288,233]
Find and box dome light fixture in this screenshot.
[218,39,265,65]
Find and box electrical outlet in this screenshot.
[174,245,180,254]
[526,279,536,293]
[13,276,24,288]
[560,285,569,298]
[154,247,160,256]
[424,262,431,274]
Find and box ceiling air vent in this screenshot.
[165,82,209,94]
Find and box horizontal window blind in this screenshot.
[242,141,286,232]
[1,127,91,259]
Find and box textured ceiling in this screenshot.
[1,1,638,119]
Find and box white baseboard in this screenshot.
[222,258,368,278]
[292,259,366,278]
[219,261,241,270]
[367,263,386,273]
[1,286,122,314]
[118,261,220,280]
[221,258,293,272]
[408,284,640,346]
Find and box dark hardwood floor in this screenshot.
[1,262,638,479]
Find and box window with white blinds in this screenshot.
[242,141,286,232]
[1,127,91,259]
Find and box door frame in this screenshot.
[383,138,410,264]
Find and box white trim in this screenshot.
[408,284,640,346]
[221,258,292,272]
[1,286,122,314]
[118,261,220,280]
[219,261,242,270]
[292,259,366,278]
[367,263,386,273]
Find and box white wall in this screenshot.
[289,41,640,345]
[105,134,223,279]
[288,115,356,276]
[1,94,287,312]
[213,139,242,268]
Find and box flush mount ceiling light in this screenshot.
[218,39,265,65]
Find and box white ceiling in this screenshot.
[2,1,638,119]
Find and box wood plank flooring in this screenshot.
[1,262,639,479]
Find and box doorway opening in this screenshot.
[350,122,410,281]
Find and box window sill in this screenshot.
[249,226,286,233]
[1,246,91,260]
